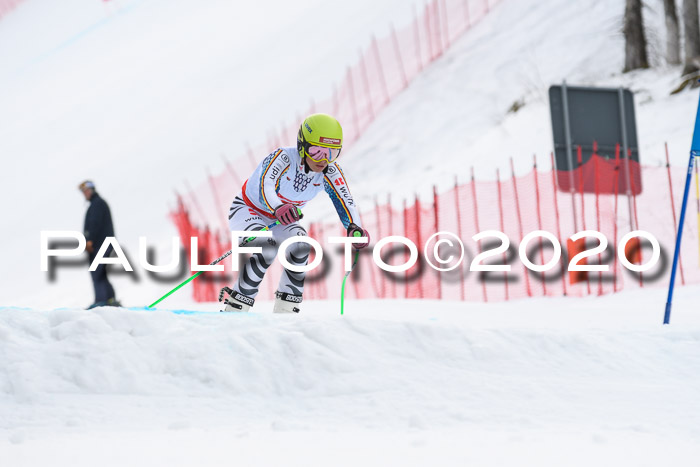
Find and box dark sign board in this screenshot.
[549,84,641,195]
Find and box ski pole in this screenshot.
[147,208,302,309]
[695,156,700,266]
[340,230,363,315]
[664,86,700,324]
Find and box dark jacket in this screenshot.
[84,192,114,253]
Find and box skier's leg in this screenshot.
[221,197,278,311]
[235,240,278,297]
[272,223,310,313]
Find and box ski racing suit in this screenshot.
[228,146,363,298]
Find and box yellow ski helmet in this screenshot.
[297,113,343,163]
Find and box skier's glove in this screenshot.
[274,204,300,225]
[347,223,370,249]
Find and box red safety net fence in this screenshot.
[168,0,699,302]
[171,145,700,302]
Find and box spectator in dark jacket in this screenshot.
[79,180,119,308]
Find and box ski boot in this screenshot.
[87,297,122,309]
[273,291,302,314]
[219,287,254,312]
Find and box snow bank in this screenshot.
[2,287,700,466]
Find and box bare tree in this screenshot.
[624,0,649,72]
[664,0,681,65]
[683,0,700,75]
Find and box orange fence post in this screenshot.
[433,185,442,300]
[425,4,434,61]
[533,154,547,296]
[346,67,361,137]
[388,193,396,299]
[371,35,391,105]
[454,176,466,301]
[665,142,685,285]
[550,153,567,296]
[440,0,450,46]
[415,194,424,299]
[496,169,509,301]
[471,167,487,302]
[511,158,532,297]
[593,144,603,296]
[390,25,409,90]
[627,147,643,287]
[613,143,621,292]
[576,145,591,294]
[463,0,471,28]
[359,49,374,120]
[413,5,424,71]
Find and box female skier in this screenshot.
[219,113,370,313]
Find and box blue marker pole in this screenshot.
[664,87,700,324]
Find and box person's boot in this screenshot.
[218,287,254,312]
[273,291,301,313]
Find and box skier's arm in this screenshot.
[257,149,292,215]
[323,163,362,230]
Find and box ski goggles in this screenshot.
[304,144,342,163]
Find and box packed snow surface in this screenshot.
[2,286,700,466]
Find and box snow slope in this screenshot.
[1,285,700,466]
[341,0,700,209]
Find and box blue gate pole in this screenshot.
[664,87,700,324]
